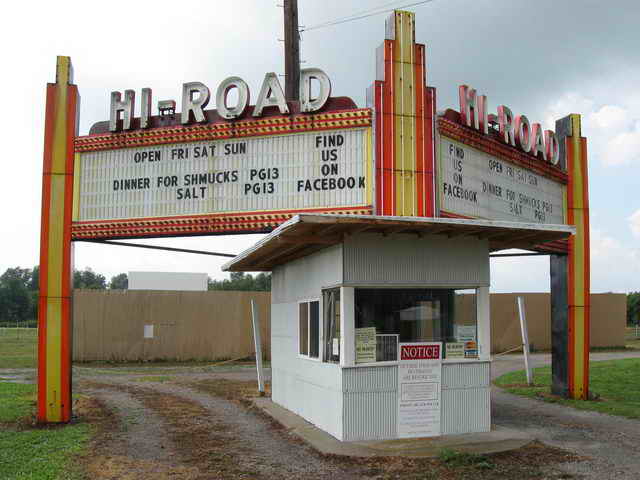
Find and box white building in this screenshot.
[128,271,208,291]
[224,213,573,441]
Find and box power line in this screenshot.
[309,0,415,25]
[303,0,420,30]
[301,0,436,32]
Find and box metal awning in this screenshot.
[223,214,575,272]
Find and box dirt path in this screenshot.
[78,377,374,480]
[74,373,580,480]
[492,352,640,479]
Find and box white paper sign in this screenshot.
[355,327,376,363]
[397,342,442,438]
[455,324,477,342]
[143,324,154,339]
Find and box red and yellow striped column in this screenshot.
[565,114,591,400]
[38,56,78,423]
[371,10,435,217]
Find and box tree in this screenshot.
[29,265,39,320]
[73,268,107,290]
[628,292,640,325]
[208,272,271,291]
[109,273,128,290]
[0,267,33,322]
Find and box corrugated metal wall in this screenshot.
[441,362,491,434]
[72,290,270,362]
[341,362,491,440]
[343,233,489,286]
[271,244,343,304]
[342,366,398,441]
[491,293,627,352]
[271,246,345,439]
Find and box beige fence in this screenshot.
[73,290,270,362]
[73,290,625,361]
[491,293,627,353]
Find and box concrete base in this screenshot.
[253,398,533,458]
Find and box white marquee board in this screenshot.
[77,128,369,221]
[439,136,565,224]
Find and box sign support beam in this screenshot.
[38,56,78,423]
[552,114,590,400]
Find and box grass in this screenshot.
[0,381,92,480]
[0,328,37,369]
[0,328,267,372]
[438,448,495,470]
[626,327,640,350]
[131,375,175,383]
[0,382,35,422]
[495,358,640,419]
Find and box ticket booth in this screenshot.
[224,213,574,441]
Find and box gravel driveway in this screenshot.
[491,351,640,479]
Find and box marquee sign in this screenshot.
[76,129,370,222]
[38,9,591,424]
[438,135,565,224]
[436,88,569,238]
[72,99,373,239]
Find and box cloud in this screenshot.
[589,228,640,292]
[543,93,640,167]
[630,209,640,239]
[602,122,640,166]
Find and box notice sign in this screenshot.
[397,342,442,438]
[439,136,565,224]
[77,128,368,222]
[355,327,376,363]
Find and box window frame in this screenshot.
[322,288,341,364]
[351,286,481,365]
[297,298,322,361]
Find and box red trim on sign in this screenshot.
[65,87,78,172]
[76,109,372,152]
[37,296,47,422]
[61,173,74,298]
[414,44,425,216]
[42,85,57,174]
[425,87,436,217]
[382,39,395,215]
[72,206,373,240]
[580,137,591,399]
[439,211,474,220]
[39,175,51,298]
[374,82,384,215]
[438,117,568,184]
[60,297,71,422]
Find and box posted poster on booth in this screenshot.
[397,342,442,438]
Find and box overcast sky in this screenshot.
[1,0,638,293]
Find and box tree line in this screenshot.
[0,266,270,326]
[628,292,640,325]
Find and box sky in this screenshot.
[1,0,638,293]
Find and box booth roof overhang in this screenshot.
[222,214,576,272]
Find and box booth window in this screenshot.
[354,288,477,361]
[323,289,341,363]
[299,300,320,358]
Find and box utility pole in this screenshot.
[283,0,300,102]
